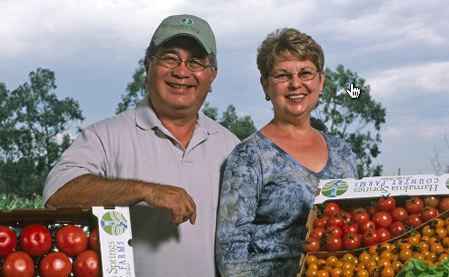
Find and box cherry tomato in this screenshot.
[420,207,439,222]
[391,207,408,222]
[377,196,396,212]
[405,196,424,214]
[1,251,35,277]
[406,213,423,227]
[423,196,440,208]
[309,227,326,241]
[303,239,321,253]
[19,223,52,257]
[372,211,393,228]
[323,202,340,217]
[326,235,343,251]
[336,211,352,225]
[352,208,370,227]
[439,197,449,212]
[313,216,328,229]
[343,234,362,250]
[56,224,88,256]
[0,225,17,257]
[374,228,391,243]
[327,215,344,228]
[326,225,343,237]
[39,252,72,277]
[360,220,376,233]
[389,221,406,237]
[342,223,359,236]
[73,250,101,277]
[362,230,378,246]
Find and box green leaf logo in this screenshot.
[181,18,193,26]
[321,180,348,198]
[101,211,128,236]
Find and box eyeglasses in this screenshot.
[151,54,215,72]
[269,67,319,83]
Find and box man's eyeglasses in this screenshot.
[269,67,319,83]
[151,54,215,72]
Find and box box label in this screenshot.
[92,207,135,277]
[314,174,449,204]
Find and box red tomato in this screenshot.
[405,196,424,214]
[423,196,440,208]
[88,228,101,253]
[327,216,344,228]
[391,207,408,222]
[439,197,449,213]
[56,224,88,256]
[73,250,100,277]
[1,251,35,277]
[406,213,423,227]
[303,239,320,253]
[360,220,376,233]
[0,225,17,257]
[375,228,391,243]
[389,221,406,237]
[362,230,378,246]
[352,208,370,227]
[367,205,378,216]
[343,234,361,250]
[39,252,72,277]
[372,211,393,228]
[342,223,359,236]
[309,227,326,241]
[335,211,352,225]
[323,202,340,217]
[326,235,343,251]
[19,223,52,257]
[326,225,343,238]
[420,207,439,222]
[313,216,328,229]
[377,196,396,212]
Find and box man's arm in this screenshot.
[46,174,196,225]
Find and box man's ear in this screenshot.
[208,67,218,84]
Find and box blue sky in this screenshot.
[1,0,448,176]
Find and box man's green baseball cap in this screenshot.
[150,14,216,57]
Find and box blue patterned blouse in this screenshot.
[215,131,357,277]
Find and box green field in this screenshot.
[0,193,44,210]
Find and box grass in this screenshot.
[0,193,44,210]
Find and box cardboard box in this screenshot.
[0,206,135,277]
[298,173,449,276]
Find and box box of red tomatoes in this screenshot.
[298,173,449,276]
[0,206,135,277]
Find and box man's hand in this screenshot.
[145,184,197,225]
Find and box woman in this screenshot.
[215,28,358,276]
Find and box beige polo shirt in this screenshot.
[43,96,239,277]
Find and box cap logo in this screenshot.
[181,18,193,26]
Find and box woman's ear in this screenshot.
[319,71,325,92]
[260,76,268,93]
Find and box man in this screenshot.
[43,14,239,276]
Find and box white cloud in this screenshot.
[368,61,449,99]
[0,0,183,60]
[382,115,449,139]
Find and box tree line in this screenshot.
[0,63,386,197]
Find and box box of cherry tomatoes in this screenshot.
[298,173,449,276]
[0,206,135,277]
